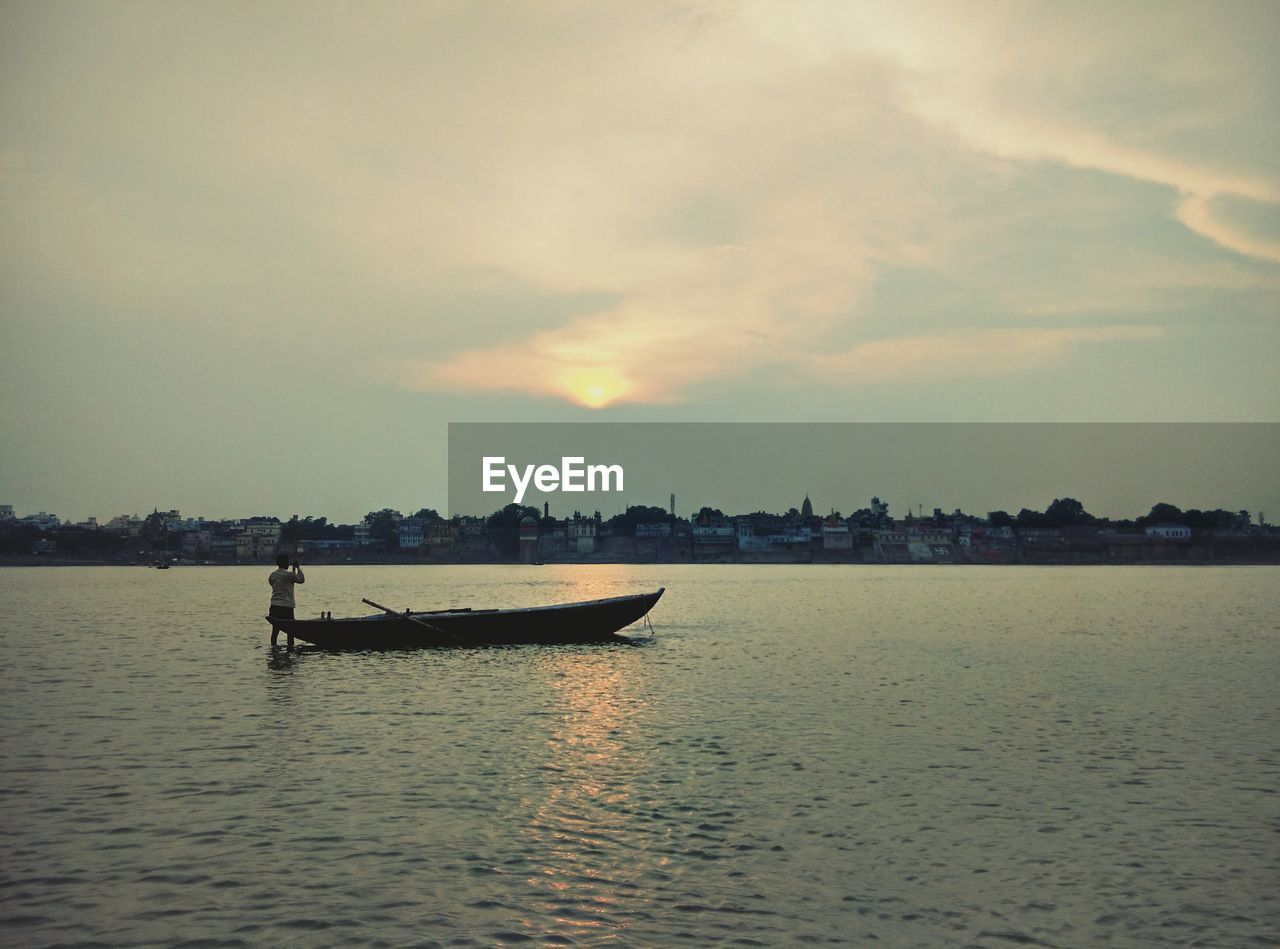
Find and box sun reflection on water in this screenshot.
[523,648,655,936]
[541,565,650,612]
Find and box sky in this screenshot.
[448,423,1280,522]
[2,1,1278,522]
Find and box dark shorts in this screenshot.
[269,605,295,621]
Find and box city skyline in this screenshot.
[5,420,1280,524]
[2,2,1278,520]
[7,492,1276,568]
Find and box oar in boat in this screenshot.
[361,597,468,645]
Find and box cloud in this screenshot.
[3,1,1275,413]
[904,95,1280,265]
[1177,194,1280,264]
[746,0,1280,264]
[810,325,1165,386]
[388,3,1277,404]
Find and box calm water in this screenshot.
[1,565,1277,947]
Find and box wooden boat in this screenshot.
[268,588,664,649]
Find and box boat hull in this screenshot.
[268,588,664,649]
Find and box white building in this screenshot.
[237,519,282,560]
[693,525,734,543]
[1146,524,1192,540]
[398,517,425,549]
[182,531,212,556]
[105,514,144,535]
[735,522,771,552]
[568,515,597,554]
[822,525,852,550]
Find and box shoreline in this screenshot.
[4,557,1279,568]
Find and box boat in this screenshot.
[267,588,664,649]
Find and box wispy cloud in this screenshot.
[760,0,1280,265]
[810,325,1165,386]
[390,3,1277,404]
[3,1,1276,413]
[1176,194,1280,264]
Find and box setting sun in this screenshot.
[562,368,632,409]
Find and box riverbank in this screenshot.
[5,550,1280,567]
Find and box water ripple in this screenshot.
[0,564,1277,946]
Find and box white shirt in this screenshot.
[268,567,305,607]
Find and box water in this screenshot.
[1,565,1277,947]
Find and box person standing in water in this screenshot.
[268,553,305,649]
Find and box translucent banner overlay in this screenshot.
[447,423,1280,521]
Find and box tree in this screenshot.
[1044,497,1094,527]
[1138,502,1184,527]
[1015,507,1048,529]
[413,508,443,523]
[694,506,725,526]
[1178,508,1243,533]
[282,516,351,542]
[486,504,541,556]
[0,523,42,554]
[140,510,169,547]
[604,505,669,536]
[364,509,401,547]
[1011,499,1095,530]
[988,511,1014,528]
[50,527,124,555]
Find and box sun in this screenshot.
[562,368,632,409]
